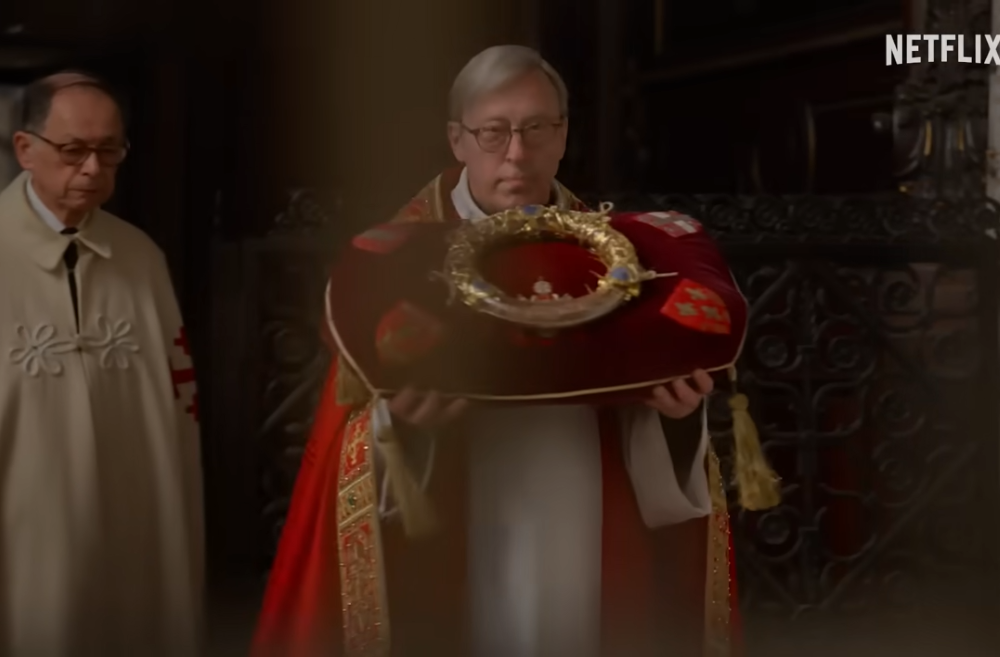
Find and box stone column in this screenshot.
[268,0,537,231]
[989,0,1000,503]
[891,0,989,199]
[989,0,1000,201]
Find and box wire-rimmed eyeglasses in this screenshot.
[461,120,564,154]
[27,131,130,166]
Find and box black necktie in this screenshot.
[61,228,79,330]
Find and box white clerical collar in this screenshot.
[450,167,566,221]
[25,175,71,233]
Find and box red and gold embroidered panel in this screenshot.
[704,450,734,657]
[337,408,390,656]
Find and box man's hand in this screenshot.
[387,387,468,429]
[646,369,714,419]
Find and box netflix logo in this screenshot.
[885,34,1000,65]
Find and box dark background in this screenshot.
[4,0,997,654]
[0,0,909,245]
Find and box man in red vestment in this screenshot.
[253,45,741,657]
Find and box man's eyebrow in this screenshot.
[475,116,511,125]
[54,135,123,145]
[477,114,554,125]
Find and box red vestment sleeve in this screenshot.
[252,360,351,657]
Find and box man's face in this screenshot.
[448,69,568,215]
[13,86,125,217]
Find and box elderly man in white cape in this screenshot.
[0,72,204,655]
[254,46,745,657]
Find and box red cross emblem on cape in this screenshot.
[170,327,199,421]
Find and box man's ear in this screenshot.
[12,131,34,170]
[447,121,465,163]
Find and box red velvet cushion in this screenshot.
[328,211,746,404]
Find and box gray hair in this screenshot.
[448,45,569,121]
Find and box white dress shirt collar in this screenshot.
[450,167,566,222]
[25,176,70,233]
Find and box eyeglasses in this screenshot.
[461,120,564,153]
[28,131,130,166]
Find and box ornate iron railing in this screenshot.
[234,189,1000,651]
[585,191,1000,651]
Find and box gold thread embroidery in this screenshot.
[704,448,733,657]
[337,408,391,656]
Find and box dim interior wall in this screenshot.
[990,0,1000,508]
[267,0,535,232]
[0,86,21,190]
[990,0,1000,203]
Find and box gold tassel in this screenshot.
[728,368,781,510]
[335,354,372,406]
[375,424,439,538]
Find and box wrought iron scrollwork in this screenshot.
[258,318,329,564]
[269,188,339,235]
[249,188,999,652]
[586,192,1000,243]
[257,191,337,569]
[716,259,989,636]
[583,191,999,648]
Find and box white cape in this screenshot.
[0,172,204,656]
